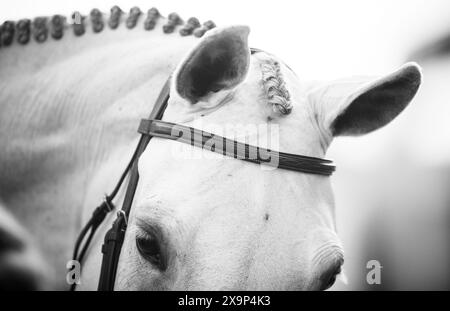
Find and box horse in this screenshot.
[0,6,421,290]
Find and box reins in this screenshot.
[70,78,171,291]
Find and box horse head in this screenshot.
[112,26,421,290]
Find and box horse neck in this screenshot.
[0,10,203,74]
[0,11,209,288]
[0,14,200,201]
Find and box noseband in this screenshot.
[70,49,335,291]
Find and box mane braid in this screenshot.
[144,8,160,30]
[51,15,66,39]
[72,12,85,36]
[126,6,142,29]
[259,56,293,115]
[90,9,104,33]
[108,6,123,29]
[0,5,216,48]
[17,19,31,44]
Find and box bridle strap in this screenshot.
[96,78,171,291]
[138,120,335,175]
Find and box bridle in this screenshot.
[70,48,335,291]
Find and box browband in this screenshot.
[138,119,335,176]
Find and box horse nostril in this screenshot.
[320,262,343,290]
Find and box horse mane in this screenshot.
[0,5,293,116]
[0,5,216,47]
[258,53,293,115]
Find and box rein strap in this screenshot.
[96,78,171,291]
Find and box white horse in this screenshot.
[0,8,421,290]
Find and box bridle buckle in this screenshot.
[117,210,128,226]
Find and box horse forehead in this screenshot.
[233,56,316,133]
[138,149,333,218]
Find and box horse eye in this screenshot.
[136,233,166,270]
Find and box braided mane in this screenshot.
[258,53,293,115]
[0,5,216,48]
[0,6,294,115]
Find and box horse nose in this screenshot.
[310,231,345,290]
[317,255,344,290]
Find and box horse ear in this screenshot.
[311,63,422,136]
[173,25,251,104]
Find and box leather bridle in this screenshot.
[70,48,335,291]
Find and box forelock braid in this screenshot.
[259,55,292,115]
